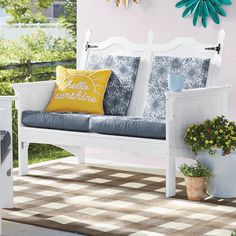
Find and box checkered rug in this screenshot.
[3,163,236,236]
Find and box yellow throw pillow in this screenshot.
[45,66,112,114]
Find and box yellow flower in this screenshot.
[219,129,223,133]
[193,137,197,141]
[231,131,234,135]
[205,140,209,144]
[209,140,213,144]
[215,131,219,135]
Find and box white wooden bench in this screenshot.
[12,29,230,198]
[0,96,14,235]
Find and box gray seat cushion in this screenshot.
[90,116,166,139]
[0,130,11,164]
[22,111,93,132]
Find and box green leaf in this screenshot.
[219,0,232,5]
[182,6,193,17]
[206,0,217,14]
[202,17,207,28]
[0,0,54,23]
[176,0,187,8]
[209,7,220,24]
[191,0,201,13]
[215,4,227,16]
[203,1,209,17]
[210,0,222,7]
[193,5,199,26]
[185,0,198,8]
[198,1,204,17]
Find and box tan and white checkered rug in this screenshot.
[3,163,236,236]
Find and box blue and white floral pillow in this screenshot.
[87,55,140,116]
[143,56,210,120]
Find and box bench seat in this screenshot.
[22,111,166,140]
[0,131,11,164]
[90,116,165,139]
[22,111,93,132]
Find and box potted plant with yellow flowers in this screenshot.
[184,116,236,198]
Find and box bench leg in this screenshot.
[0,209,2,236]
[76,147,85,164]
[166,152,176,198]
[3,152,14,209]
[19,142,29,176]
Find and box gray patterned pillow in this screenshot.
[87,55,140,116]
[143,56,210,120]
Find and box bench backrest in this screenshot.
[78,30,225,117]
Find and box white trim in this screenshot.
[0,96,14,235]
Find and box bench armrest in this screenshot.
[12,81,55,111]
[165,85,231,159]
[0,96,15,137]
[12,81,55,129]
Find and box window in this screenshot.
[53,2,65,18]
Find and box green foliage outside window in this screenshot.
[61,0,77,39]
[0,30,76,166]
[0,0,54,23]
[0,30,75,78]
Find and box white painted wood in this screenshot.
[0,96,15,236]
[166,152,176,198]
[165,85,230,159]
[78,29,148,116]
[77,147,85,164]
[0,210,1,236]
[78,29,91,69]
[78,29,225,116]
[18,142,29,176]
[12,31,228,198]
[57,145,86,164]
[19,127,166,156]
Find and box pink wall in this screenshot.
[77,0,236,119]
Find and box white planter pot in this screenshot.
[197,151,236,198]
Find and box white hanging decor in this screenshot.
[108,0,140,8]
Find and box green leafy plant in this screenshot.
[61,0,77,39]
[0,0,53,23]
[180,161,212,177]
[184,116,236,156]
[0,31,76,166]
[1,30,76,79]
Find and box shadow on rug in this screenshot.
[3,163,236,236]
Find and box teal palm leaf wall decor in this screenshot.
[175,0,232,28]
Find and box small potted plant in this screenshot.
[179,161,212,201]
[184,116,236,198]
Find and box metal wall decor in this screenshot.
[175,0,232,28]
[108,0,140,8]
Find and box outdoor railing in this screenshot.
[0,59,76,81]
[0,22,70,39]
[0,59,76,71]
